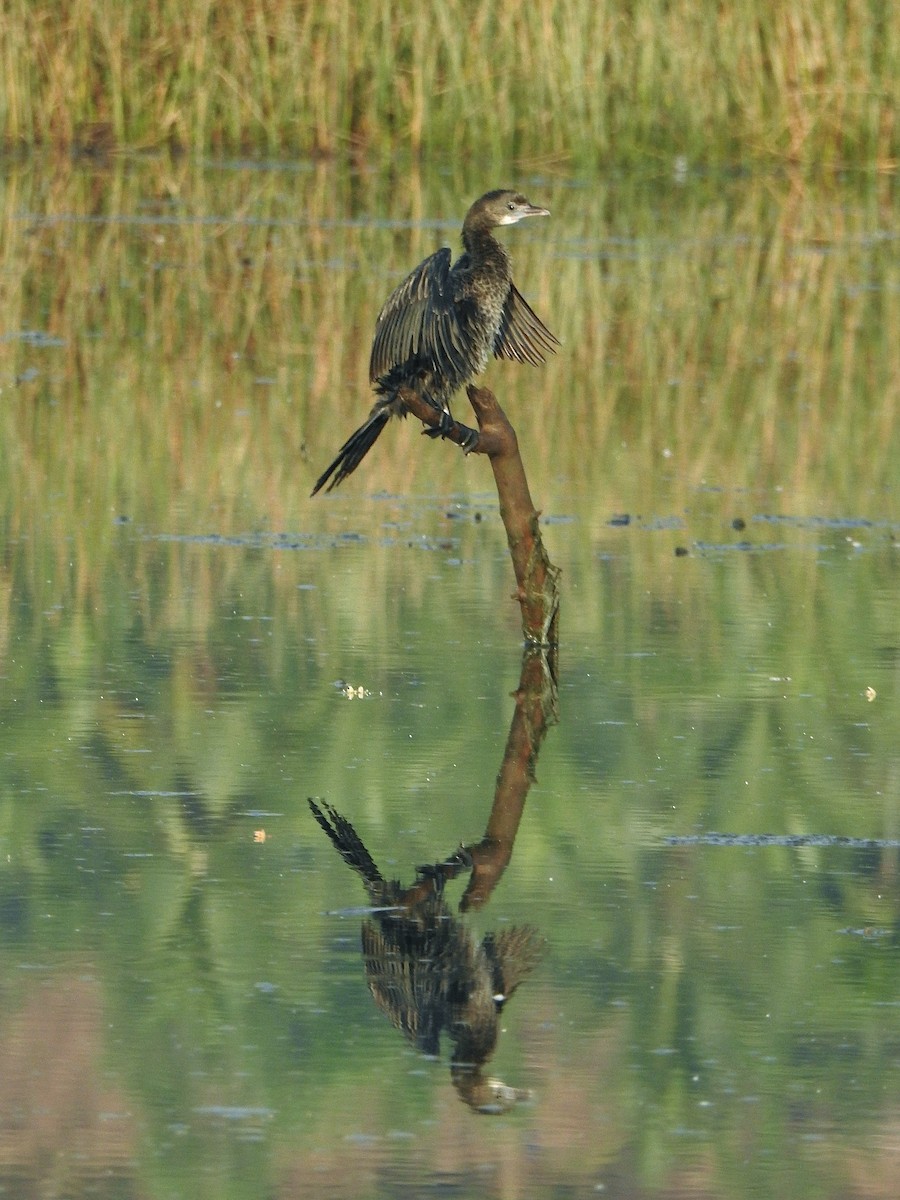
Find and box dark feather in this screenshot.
[370,248,474,387]
[310,409,391,495]
[494,283,560,366]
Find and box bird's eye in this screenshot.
[507,201,516,210]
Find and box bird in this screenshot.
[308,799,544,1112]
[311,189,558,495]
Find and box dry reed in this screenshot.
[0,0,896,167]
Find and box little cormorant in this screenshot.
[311,189,558,495]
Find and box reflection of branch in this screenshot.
[460,646,559,911]
[398,384,561,647]
[309,635,558,1109]
[309,799,543,1113]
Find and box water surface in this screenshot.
[0,158,897,1199]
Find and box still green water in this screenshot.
[0,158,897,1199]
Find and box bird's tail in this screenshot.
[308,799,383,886]
[310,407,391,495]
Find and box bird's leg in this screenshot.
[420,401,480,452]
[420,415,480,451]
[415,845,473,895]
[396,387,480,454]
[421,400,456,440]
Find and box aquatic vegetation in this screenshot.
[0,0,896,167]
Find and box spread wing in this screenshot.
[493,283,559,366]
[369,248,474,385]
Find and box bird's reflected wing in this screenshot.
[493,283,559,366]
[369,248,473,384]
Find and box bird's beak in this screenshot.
[524,205,550,218]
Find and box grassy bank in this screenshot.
[0,0,896,168]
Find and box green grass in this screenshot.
[0,0,896,167]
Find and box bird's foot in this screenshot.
[419,407,479,452]
[421,407,455,440]
[460,426,480,454]
[415,845,473,894]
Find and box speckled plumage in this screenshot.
[311,190,558,495]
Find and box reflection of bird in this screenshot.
[309,800,544,1113]
[311,190,558,494]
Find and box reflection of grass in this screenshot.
[1,164,896,565]
[1,1,897,166]
[1,159,897,725]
